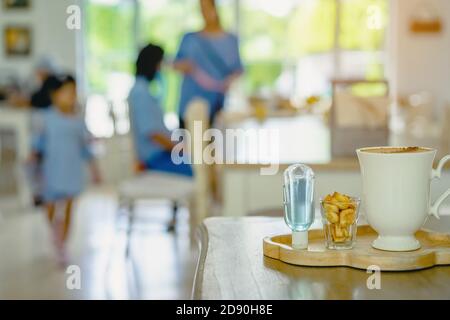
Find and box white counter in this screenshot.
[0,104,32,207]
[0,104,31,161]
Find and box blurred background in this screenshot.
[0,0,449,299]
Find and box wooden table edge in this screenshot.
[192,222,209,300]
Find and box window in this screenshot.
[83,0,389,137]
[338,0,388,96]
[240,0,388,99]
[84,0,136,137]
[240,0,337,98]
[85,0,136,93]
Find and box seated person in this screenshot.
[128,43,192,178]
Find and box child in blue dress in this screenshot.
[32,75,100,263]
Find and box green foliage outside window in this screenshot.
[85,0,388,112]
[85,1,135,93]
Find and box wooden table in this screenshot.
[194,216,450,300]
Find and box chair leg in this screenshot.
[167,201,178,232]
[125,202,135,258]
[172,201,178,220]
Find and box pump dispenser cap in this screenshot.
[292,231,309,250]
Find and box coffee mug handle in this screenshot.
[430,155,450,219]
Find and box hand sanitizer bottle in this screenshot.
[283,164,315,250]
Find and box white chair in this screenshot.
[119,98,210,255]
[119,171,194,256]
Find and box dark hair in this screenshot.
[136,43,164,81]
[45,74,76,94]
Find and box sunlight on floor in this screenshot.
[0,187,198,299]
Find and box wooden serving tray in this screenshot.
[263,225,450,271]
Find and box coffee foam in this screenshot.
[361,147,429,154]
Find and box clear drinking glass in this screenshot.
[320,197,360,250]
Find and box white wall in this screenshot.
[0,0,79,80]
[390,0,450,115]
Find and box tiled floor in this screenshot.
[0,188,198,299]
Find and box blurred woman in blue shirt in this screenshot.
[174,0,243,128]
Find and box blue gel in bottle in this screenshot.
[283,164,315,249]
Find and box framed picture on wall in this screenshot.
[3,26,32,56]
[2,0,30,9]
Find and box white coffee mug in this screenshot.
[357,147,450,251]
